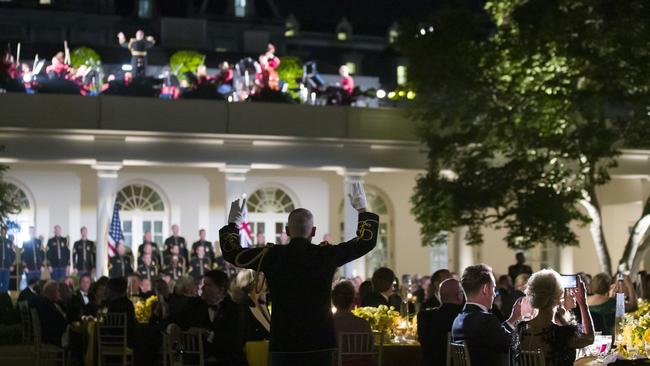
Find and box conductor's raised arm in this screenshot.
[219,199,268,271]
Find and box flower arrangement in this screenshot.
[352,305,401,334]
[134,295,158,324]
[617,299,650,358]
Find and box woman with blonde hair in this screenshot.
[511,269,594,366]
[231,269,270,341]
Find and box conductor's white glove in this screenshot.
[348,182,368,212]
[228,199,246,227]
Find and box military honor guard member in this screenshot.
[22,227,45,283]
[117,30,155,78]
[137,253,158,280]
[138,231,162,265]
[109,243,134,278]
[164,254,184,281]
[0,227,16,292]
[164,224,188,263]
[191,229,214,265]
[189,245,211,282]
[73,226,95,276]
[47,225,70,280]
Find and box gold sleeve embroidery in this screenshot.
[356,219,379,241]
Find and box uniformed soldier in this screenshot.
[163,255,184,281]
[46,225,70,280]
[164,243,186,270]
[0,227,16,292]
[137,231,162,266]
[73,226,95,276]
[164,224,188,263]
[189,245,211,282]
[22,226,44,283]
[108,243,133,278]
[117,30,155,78]
[137,253,158,281]
[191,229,214,265]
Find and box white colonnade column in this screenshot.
[342,169,367,278]
[93,162,122,278]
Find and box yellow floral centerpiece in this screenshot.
[617,299,650,358]
[352,305,401,335]
[134,295,158,324]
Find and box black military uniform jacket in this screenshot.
[0,237,15,269]
[22,238,44,270]
[189,257,211,281]
[219,211,379,353]
[164,262,183,280]
[137,242,162,265]
[46,236,70,267]
[191,240,215,263]
[137,263,158,280]
[109,255,133,278]
[73,239,95,272]
[164,236,188,261]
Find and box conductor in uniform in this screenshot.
[73,226,95,277]
[47,225,70,280]
[0,226,16,292]
[191,228,214,265]
[164,224,188,263]
[117,30,155,78]
[22,227,44,283]
[109,243,134,278]
[220,182,378,366]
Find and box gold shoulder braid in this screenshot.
[356,219,379,241]
[234,246,271,295]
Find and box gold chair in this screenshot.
[518,349,546,366]
[97,312,133,366]
[0,301,36,363]
[338,332,381,366]
[446,334,471,366]
[30,308,67,366]
[175,330,205,366]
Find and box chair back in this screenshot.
[29,308,43,345]
[338,332,378,366]
[446,334,471,366]
[177,330,205,366]
[518,349,546,366]
[18,301,34,344]
[98,313,128,350]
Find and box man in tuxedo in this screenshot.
[451,264,522,366]
[17,277,39,305]
[178,270,247,365]
[219,182,378,366]
[68,273,92,321]
[362,267,395,307]
[418,278,465,366]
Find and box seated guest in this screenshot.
[127,273,142,297]
[18,277,39,305]
[35,280,69,346]
[587,273,616,335]
[418,279,465,366]
[167,276,197,325]
[357,280,373,307]
[512,270,594,366]
[332,281,371,335]
[422,269,452,309]
[151,278,171,324]
[105,277,136,348]
[140,278,154,299]
[231,269,271,341]
[495,274,520,318]
[452,264,522,366]
[362,267,396,307]
[84,280,107,317]
[181,270,247,365]
[57,281,73,317]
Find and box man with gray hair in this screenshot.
[220,182,378,366]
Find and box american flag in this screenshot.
[239,201,253,248]
[107,203,124,257]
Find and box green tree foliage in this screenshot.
[169,50,206,82]
[401,0,650,273]
[276,56,303,98]
[70,47,101,68]
[0,148,21,228]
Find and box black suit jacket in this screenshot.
[220,211,379,353]
[451,304,512,366]
[106,296,136,348]
[17,287,38,305]
[34,297,68,346]
[418,303,464,366]
[361,292,389,307]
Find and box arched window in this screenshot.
[340,187,392,278]
[246,187,296,245]
[116,184,167,248]
[6,182,34,247]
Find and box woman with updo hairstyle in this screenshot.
[231,269,270,341]
[511,269,594,366]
